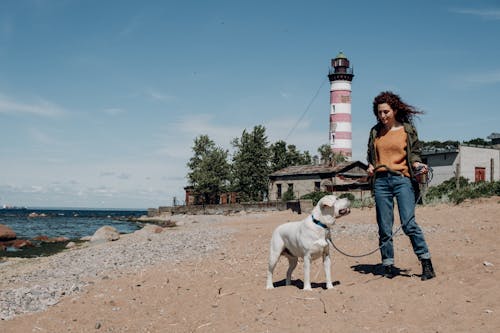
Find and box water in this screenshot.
[0,208,145,240]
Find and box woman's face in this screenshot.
[377,103,397,128]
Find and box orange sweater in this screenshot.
[374,127,410,177]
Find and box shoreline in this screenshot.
[0,213,236,320]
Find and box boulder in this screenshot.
[65,241,77,249]
[4,239,34,249]
[0,224,16,241]
[90,226,120,243]
[134,224,164,236]
[33,235,50,242]
[33,235,70,243]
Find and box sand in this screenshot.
[1,197,499,333]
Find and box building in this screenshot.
[268,161,369,201]
[422,143,500,186]
[328,52,354,161]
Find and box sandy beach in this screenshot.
[1,197,499,332]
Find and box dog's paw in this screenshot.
[303,285,312,291]
[266,285,274,290]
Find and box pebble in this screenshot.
[0,218,231,320]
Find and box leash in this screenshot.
[327,164,433,258]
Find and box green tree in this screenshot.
[270,141,312,172]
[317,144,332,164]
[317,144,346,165]
[231,125,271,202]
[463,138,491,146]
[270,140,288,172]
[187,135,231,204]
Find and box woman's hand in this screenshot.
[367,164,375,176]
[413,162,428,175]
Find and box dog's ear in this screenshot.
[319,195,336,208]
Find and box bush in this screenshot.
[339,192,355,202]
[425,177,500,204]
[300,191,330,206]
[282,188,295,202]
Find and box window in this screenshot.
[314,182,321,191]
[277,184,282,199]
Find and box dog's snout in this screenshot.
[339,208,350,215]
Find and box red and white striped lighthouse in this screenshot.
[328,51,354,161]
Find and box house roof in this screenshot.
[269,161,367,178]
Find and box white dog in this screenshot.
[266,195,350,290]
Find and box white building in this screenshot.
[422,144,500,186]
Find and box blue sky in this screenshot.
[0,0,499,209]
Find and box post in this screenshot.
[491,158,494,182]
[456,163,461,189]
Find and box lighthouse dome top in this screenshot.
[335,51,347,59]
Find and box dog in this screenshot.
[266,195,350,290]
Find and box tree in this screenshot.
[287,144,313,165]
[231,125,271,202]
[463,138,491,146]
[317,144,332,164]
[270,141,313,172]
[187,135,231,204]
[270,140,288,172]
[317,144,346,165]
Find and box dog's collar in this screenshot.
[312,215,329,229]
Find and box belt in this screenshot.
[375,171,403,178]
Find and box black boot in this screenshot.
[421,258,436,281]
[383,265,396,279]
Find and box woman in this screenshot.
[366,91,436,280]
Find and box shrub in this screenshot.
[282,188,295,202]
[300,191,330,206]
[339,192,355,202]
[426,177,500,204]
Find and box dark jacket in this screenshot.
[366,122,422,179]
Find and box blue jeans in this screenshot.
[374,173,431,266]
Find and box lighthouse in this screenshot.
[328,51,354,161]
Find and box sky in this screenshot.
[0,0,499,209]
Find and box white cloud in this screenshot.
[103,108,126,116]
[0,94,66,117]
[28,128,59,145]
[451,8,500,20]
[146,89,175,102]
[463,70,500,85]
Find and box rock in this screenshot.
[90,226,120,243]
[51,236,70,243]
[134,224,164,237]
[4,239,34,249]
[33,235,70,243]
[0,224,16,241]
[142,224,164,234]
[66,242,77,249]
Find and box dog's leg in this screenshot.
[266,237,284,289]
[323,251,334,289]
[285,255,298,286]
[303,253,312,290]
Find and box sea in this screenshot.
[0,207,146,240]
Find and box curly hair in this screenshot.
[372,91,423,124]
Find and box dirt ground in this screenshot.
[1,197,499,333]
